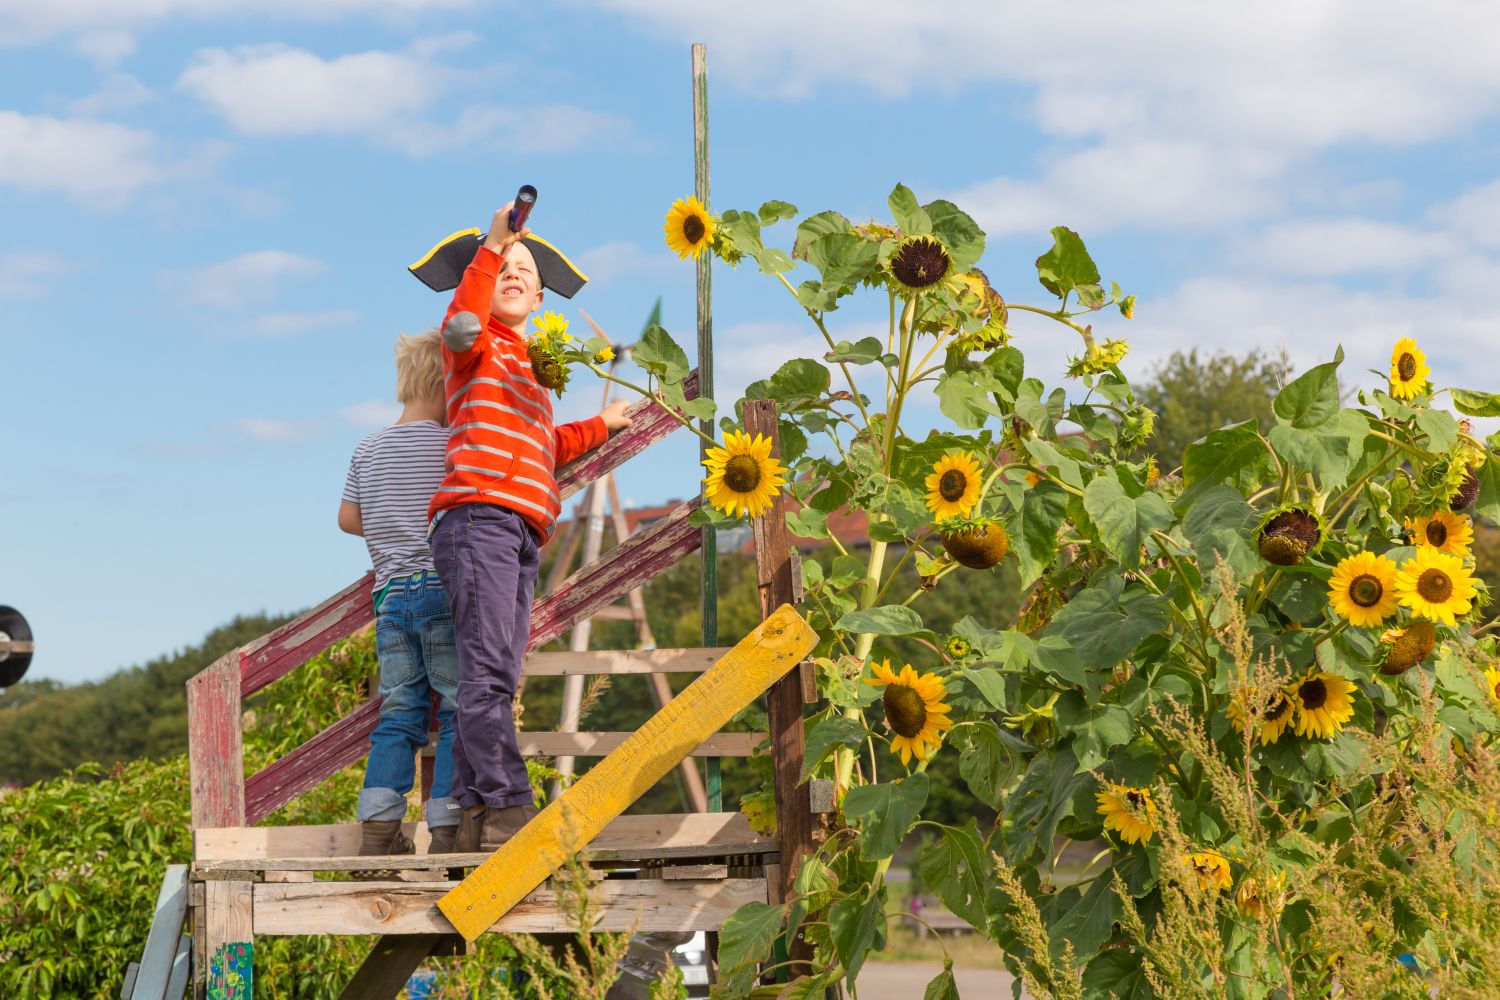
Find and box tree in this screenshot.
[1135,348,1286,468]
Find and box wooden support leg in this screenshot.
[336,935,445,1000]
[203,881,254,1000]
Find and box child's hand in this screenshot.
[483,201,531,252]
[600,399,633,431]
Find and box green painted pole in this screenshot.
[692,41,722,814]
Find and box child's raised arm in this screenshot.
[441,202,534,358]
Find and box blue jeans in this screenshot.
[358,571,460,828]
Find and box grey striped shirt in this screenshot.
[341,421,448,592]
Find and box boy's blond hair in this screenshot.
[394,330,444,404]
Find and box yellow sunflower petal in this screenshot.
[1327,551,1399,627]
[664,196,717,260]
[1388,337,1431,400]
[1405,511,1474,557]
[1393,548,1478,626]
[924,451,983,520]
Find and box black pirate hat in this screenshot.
[408,228,588,298]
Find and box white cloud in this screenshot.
[384,102,637,157]
[1426,178,1500,251]
[340,400,401,428]
[66,73,153,115]
[574,241,676,290]
[247,309,360,336]
[161,250,327,309]
[0,251,70,299]
[1234,219,1460,277]
[234,417,323,442]
[178,44,437,136]
[73,28,136,68]
[0,111,163,202]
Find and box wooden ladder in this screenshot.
[178,393,819,999]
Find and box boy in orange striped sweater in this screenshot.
[427,201,631,850]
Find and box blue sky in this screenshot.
[6,1,1500,683]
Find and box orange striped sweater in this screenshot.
[428,245,607,541]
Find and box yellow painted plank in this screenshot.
[438,604,815,941]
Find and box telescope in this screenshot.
[0,606,32,687]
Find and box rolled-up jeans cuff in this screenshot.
[357,787,408,823]
[426,796,462,829]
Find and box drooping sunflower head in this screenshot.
[1290,671,1357,740]
[940,519,1010,570]
[889,236,952,293]
[1379,620,1437,675]
[526,341,571,397]
[663,196,717,260]
[1257,508,1322,566]
[1450,466,1481,512]
[1236,870,1288,920]
[1226,684,1296,746]
[1186,851,1233,893]
[1388,337,1430,400]
[863,660,954,765]
[701,430,787,519]
[1394,548,1479,627]
[924,452,983,520]
[1096,783,1157,845]
[1405,510,1474,556]
[1327,551,1400,627]
[944,635,972,660]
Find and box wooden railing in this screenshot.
[187,374,705,829]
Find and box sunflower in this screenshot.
[1226,684,1296,746]
[943,635,972,660]
[1096,783,1157,845]
[940,520,1010,570]
[532,310,570,342]
[889,236,952,292]
[592,345,615,364]
[1236,870,1288,920]
[1327,551,1399,627]
[924,452,983,520]
[1388,338,1430,400]
[1257,508,1322,566]
[663,196,716,260]
[1405,511,1473,556]
[1451,466,1480,512]
[1290,671,1357,740]
[1379,620,1437,675]
[701,431,787,519]
[1484,666,1500,705]
[1186,851,1232,893]
[1394,548,1479,626]
[863,660,954,764]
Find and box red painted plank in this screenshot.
[239,574,376,698]
[557,370,699,503]
[188,653,247,829]
[243,499,704,823]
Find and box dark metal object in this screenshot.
[0,605,33,687]
[509,184,537,234]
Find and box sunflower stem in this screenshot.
[583,364,718,448]
[1151,530,1216,670]
[1007,302,1096,344]
[774,272,875,432]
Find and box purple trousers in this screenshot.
[429,503,540,810]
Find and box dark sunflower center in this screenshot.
[1265,693,1292,721]
[682,215,707,244]
[1397,352,1418,381]
[883,684,928,739]
[1350,575,1384,608]
[1124,791,1145,810]
[1299,678,1328,711]
[1417,568,1453,603]
[1426,521,1449,547]
[723,454,762,493]
[938,469,968,502]
[891,239,951,289]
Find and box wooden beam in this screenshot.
[195,811,773,863]
[522,647,729,677]
[744,399,815,974]
[556,371,700,504]
[203,881,254,1000]
[242,503,705,823]
[439,605,817,941]
[336,936,445,1000]
[127,864,189,1000]
[256,878,768,936]
[186,654,246,829]
[523,731,764,758]
[239,575,375,697]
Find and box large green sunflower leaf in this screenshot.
[1181,484,1260,585]
[1476,457,1500,524]
[1043,577,1170,680]
[1054,692,1135,772]
[1272,345,1343,429]
[924,199,986,272]
[801,716,867,783]
[1045,871,1119,963]
[845,772,930,860]
[829,893,888,985]
[792,210,852,260]
[757,199,798,225]
[1035,226,1100,301]
[633,323,691,383]
[824,336,886,365]
[806,231,880,291]
[1179,420,1271,506]
[918,821,992,930]
[716,901,785,997]
[1451,387,1500,416]
[1082,475,1174,572]
[957,720,1028,808]
[744,358,830,410]
[1267,408,1368,488]
[836,604,926,637]
[1082,948,1153,1000]
[923,964,961,1000]
[1007,481,1070,587]
[888,182,932,234]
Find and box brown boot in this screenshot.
[351,819,414,879]
[427,824,459,854]
[480,802,539,851]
